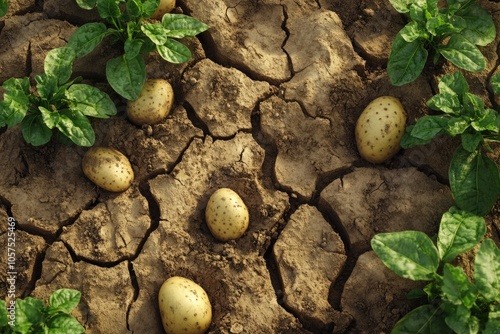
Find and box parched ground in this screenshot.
[1,0,500,333]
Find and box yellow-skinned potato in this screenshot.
[126,79,174,125]
[82,147,134,192]
[158,276,212,334]
[205,188,249,241]
[355,96,406,164]
[151,0,175,20]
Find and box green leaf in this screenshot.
[437,207,486,263]
[388,33,428,86]
[141,23,170,45]
[46,313,85,334]
[0,0,8,17]
[156,38,192,64]
[439,34,486,72]
[44,47,76,85]
[400,125,433,148]
[461,132,483,152]
[449,146,500,216]
[371,231,439,281]
[125,0,141,17]
[462,92,485,118]
[388,0,415,13]
[444,116,470,136]
[21,114,53,146]
[491,73,500,96]
[443,302,480,334]
[427,93,461,115]
[65,84,117,118]
[96,0,121,19]
[442,264,478,308]
[39,106,60,129]
[141,0,159,17]
[49,289,82,314]
[15,298,44,332]
[35,73,59,100]
[392,304,453,334]
[484,304,500,333]
[75,0,96,10]
[471,108,498,132]
[426,14,465,37]
[106,55,146,100]
[124,38,143,60]
[68,22,109,58]
[409,115,448,140]
[474,239,499,302]
[1,77,30,127]
[55,109,95,146]
[161,14,209,38]
[398,21,428,43]
[458,4,496,46]
[0,300,7,328]
[438,72,469,96]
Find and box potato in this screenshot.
[205,188,249,241]
[126,79,174,125]
[158,276,212,334]
[355,96,406,164]
[151,0,176,20]
[82,147,134,192]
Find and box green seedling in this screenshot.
[68,0,208,100]
[402,71,500,216]
[372,207,499,333]
[387,0,495,86]
[0,0,7,17]
[0,288,85,334]
[0,46,117,147]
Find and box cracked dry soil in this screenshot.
[1,0,500,333]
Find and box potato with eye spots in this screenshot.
[158,276,212,334]
[355,96,407,164]
[126,79,174,125]
[82,147,134,192]
[205,188,249,241]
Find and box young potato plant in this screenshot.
[0,47,117,146]
[68,0,208,100]
[387,0,496,86]
[371,207,499,333]
[0,289,84,333]
[402,71,500,216]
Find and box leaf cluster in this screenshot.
[68,0,209,100]
[372,207,500,333]
[0,47,117,146]
[0,289,85,334]
[401,71,500,216]
[388,0,496,86]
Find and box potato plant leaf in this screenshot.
[21,114,53,146]
[491,74,500,95]
[458,4,496,46]
[39,106,59,129]
[388,33,428,86]
[106,54,146,100]
[427,93,461,115]
[449,146,500,216]
[157,38,192,64]
[76,0,96,10]
[141,23,170,45]
[56,109,95,146]
[161,14,209,38]
[15,298,44,332]
[442,264,478,308]
[46,313,85,333]
[49,289,82,314]
[461,132,483,152]
[438,34,485,72]
[392,304,452,334]
[408,115,447,140]
[443,302,479,334]
[438,71,469,96]
[68,22,109,58]
[44,47,76,85]
[484,305,500,333]
[389,0,415,13]
[474,239,500,302]
[371,231,439,281]
[65,84,117,118]
[437,207,485,263]
[96,0,121,19]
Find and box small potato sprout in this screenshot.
[355,96,406,164]
[205,188,249,241]
[82,147,134,192]
[126,79,174,125]
[158,276,212,334]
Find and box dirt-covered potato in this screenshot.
[82,147,134,192]
[151,0,176,20]
[355,96,406,164]
[158,276,212,334]
[205,188,249,241]
[126,79,174,125]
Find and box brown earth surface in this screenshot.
[1,0,500,333]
